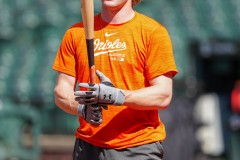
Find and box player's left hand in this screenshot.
[77,104,103,125]
[74,70,125,106]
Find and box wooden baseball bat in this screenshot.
[80,0,96,83]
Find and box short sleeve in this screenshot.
[145,25,178,80]
[52,29,77,77]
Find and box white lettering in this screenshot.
[94,38,126,56]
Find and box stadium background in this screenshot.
[0,0,240,159]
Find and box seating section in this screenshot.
[0,0,239,159]
[136,0,239,80]
[0,99,41,159]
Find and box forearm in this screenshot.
[54,87,78,115]
[53,72,80,115]
[122,84,172,110]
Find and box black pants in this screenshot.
[73,138,163,160]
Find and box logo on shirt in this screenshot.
[109,53,125,62]
[105,32,118,37]
[94,38,126,62]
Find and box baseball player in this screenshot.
[52,0,178,159]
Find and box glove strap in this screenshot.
[114,90,126,106]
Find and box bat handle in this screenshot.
[90,66,96,83]
[86,39,96,83]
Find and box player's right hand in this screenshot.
[77,104,102,125]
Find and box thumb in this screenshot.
[96,70,111,83]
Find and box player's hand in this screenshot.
[77,104,102,125]
[74,70,125,106]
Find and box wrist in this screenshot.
[114,89,126,105]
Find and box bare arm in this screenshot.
[54,72,78,115]
[123,72,173,110]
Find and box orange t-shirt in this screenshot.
[52,12,178,149]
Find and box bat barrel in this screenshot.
[80,0,96,83]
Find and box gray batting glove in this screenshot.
[74,70,125,106]
[77,104,102,125]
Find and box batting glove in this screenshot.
[74,70,125,106]
[77,104,102,125]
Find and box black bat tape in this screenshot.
[86,39,94,68]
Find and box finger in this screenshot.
[75,96,95,102]
[90,105,102,116]
[96,70,111,83]
[90,106,102,114]
[91,114,102,120]
[89,111,103,125]
[90,118,102,125]
[91,105,102,110]
[93,112,102,118]
[101,105,108,110]
[78,83,98,90]
[75,97,95,101]
[75,98,96,104]
[74,91,96,97]
[89,112,102,120]
[75,98,96,105]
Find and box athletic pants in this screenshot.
[73,138,163,160]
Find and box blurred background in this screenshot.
[0,0,240,159]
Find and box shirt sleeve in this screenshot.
[52,29,77,77]
[145,25,178,80]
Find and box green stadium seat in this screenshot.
[0,42,16,99]
[54,108,79,134]
[0,99,41,159]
